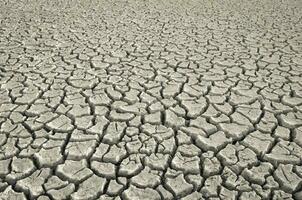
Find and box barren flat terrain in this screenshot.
[0,0,302,199]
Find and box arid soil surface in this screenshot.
[0,0,302,199]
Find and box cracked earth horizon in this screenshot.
[0,0,302,199]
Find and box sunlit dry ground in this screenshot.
[0,0,302,199]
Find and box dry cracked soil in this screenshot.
[0,0,302,199]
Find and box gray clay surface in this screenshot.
[0,0,302,199]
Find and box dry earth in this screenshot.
[0,0,302,199]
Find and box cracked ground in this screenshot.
[0,0,302,199]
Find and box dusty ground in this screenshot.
[0,0,302,199]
